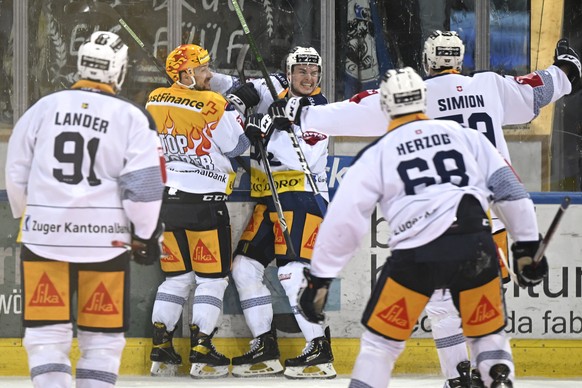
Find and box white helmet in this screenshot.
[379,67,426,119]
[77,31,128,91]
[423,30,465,74]
[286,46,322,85]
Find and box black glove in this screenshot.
[244,113,273,144]
[285,96,311,126]
[226,82,260,115]
[511,235,548,288]
[297,267,333,324]
[131,222,164,265]
[267,99,292,131]
[553,38,581,87]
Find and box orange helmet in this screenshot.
[165,44,210,82]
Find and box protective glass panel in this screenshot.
[0,0,13,129]
[26,0,169,107]
[179,0,321,80]
[552,0,582,190]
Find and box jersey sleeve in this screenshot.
[213,102,248,156]
[465,129,539,241]
[496,65,572,125]
[5,101,43,218]
[300,90,390,136]
[209,72,239,95]
[119,108,165,240]
[310,146,383,278]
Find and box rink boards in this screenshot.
[0,156,581,377]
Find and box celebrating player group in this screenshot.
[5,7,580,387]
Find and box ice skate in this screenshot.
[471,368,485,388]
[283,328,336,379]
[444,360,471,387]
[490,364,513,388]
[150,322,182,377]
[232,330,283,377]
[189,325,230,378]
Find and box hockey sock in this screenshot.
[350,330,404,387]
[76,330,125,388]
[151,272,194,332]
[191,275,228,335]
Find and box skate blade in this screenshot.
[284,363,337,379]
[189,363,229,378]
[150,362,180,377]
[232,360,284,377]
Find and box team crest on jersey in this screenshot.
[302,131,327,145]
[82,282,119,315]
[456,86,463,92]
[29,272,65,307]
[466,295,500,325]
[377,297,410,329]
[514,72,544,87]
[415,129,423,135]
[193,240,217,263]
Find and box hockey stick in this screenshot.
[238,56,297,259]
[111,240,169,259]
[230,0,328,216]
[533,196,571,265]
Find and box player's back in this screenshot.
[371,116,504,249]
[9,85,158,261]
[425,72,511,161]
[26,88,146,209]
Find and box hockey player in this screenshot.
[213,46,335,379]
[298,66,549,388]
[274,32,580,388]
[145,44,251,378]
[5,31,165,388]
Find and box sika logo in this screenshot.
[467,295,499,325]
[244,215,256,232]
[304,225,319,249]
[82,282,118,314]
[193,240,217,263]
[29,272,65,306]
[274,223,284,245]
[377,298,410,329]
[161,244,180,263]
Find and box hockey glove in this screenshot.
[226,82,260,115]
[297,267,333,325]
[285,96,310,126]
[553,38,581,87]
[244,113,274,144]
[511,235,548,288]
[268,99,293,132]
[131,221,164,265]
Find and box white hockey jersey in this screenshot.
[299,65,571,231]
[211,72,329,198]
[300,65,571,154]
[310,114,539,278]
[5,80,164,262]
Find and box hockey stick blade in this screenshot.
[533,196,571,265]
